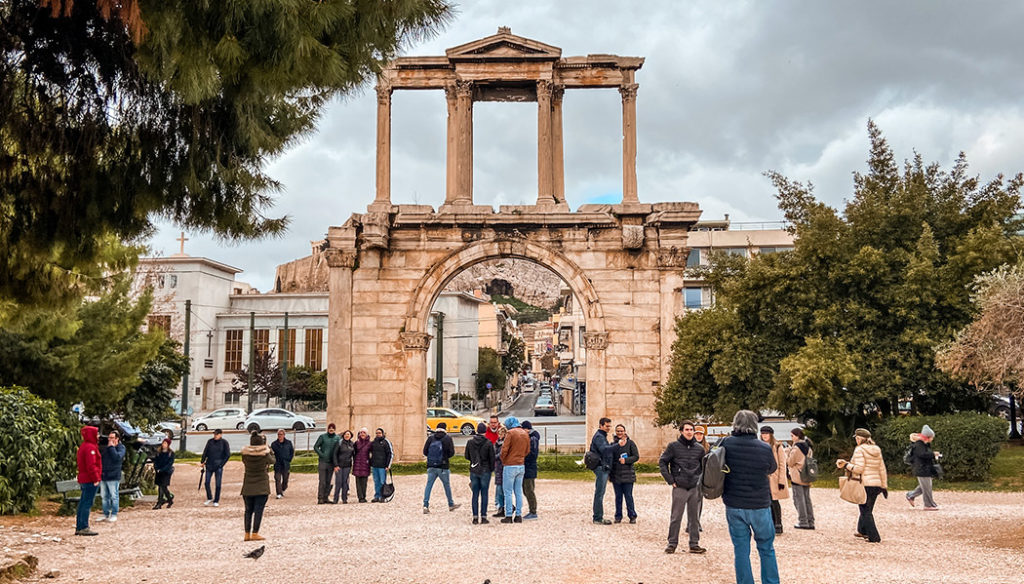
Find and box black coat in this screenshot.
[610,438,640,484]
[153,450,175,486]
[909,440,936,477]
[201,438,231,470]
[658,436,703,489]
[370,437,393,469]
[270,438,294,470]
[464,434,495,475]
[423,431,456,469]
[589,429,614,471]
[333,438,355,468]
[524,430,540,479]
[719,433,777,510]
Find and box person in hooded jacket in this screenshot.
[610,424,639,525]
[500,416,530,523]
[352,428,372,502]
[75,426,102,535]
[521,420,541,520]
[492,425,507,517]
[369,427,393,502]
[422,423,459,513]
[905,424,940,510]
[332,430,355,504]
[152,438,176,510]
[465,422,495,524]
[760,426,789,535]
[241,431,275,542]
[98,430,125,523]
[659,421,705,554]
[837,428,888,543]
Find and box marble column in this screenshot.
[552,85,565,204]
[373,81,392,206]
[619,83,639,203]
[537,80,555,205]
[325,250,357,431]
[455,80,474,204]
[444,83,458,204]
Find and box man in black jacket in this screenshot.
[589,417,615,525]
[659,420,706,554]
[422,423,460,513]
[465,422,495,524]
[270,429,294,499]
[201,429,231,506]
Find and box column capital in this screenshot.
[444,82,458,105]
[619,83,639,102]
[375,81,392,105]
[400,331,432,352]
[582,331,609,351]
[551,84,565,104]
[324,249,358,269]
[455,79,474,99]
[537,79,553,100]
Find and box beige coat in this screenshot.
[768,442,790,500]
[787,441,810,486]
[847,443,887,488]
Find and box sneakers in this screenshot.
[513,516,523,523]
[794,525,814,530]
[449,504,461,512]
[276,494,282,499]
[492,510,506,518]
[500,516,514,524]
[212,502,218,507]
[96,516,107,523]
[523,513,538,520]
[204,500,213,506]
[423,506,430,514]
[923,506,940,511]
[664,546,676,554]
[108,515,117,523]
[75,529,98,536]
[906,495,916,507]
[593,519,612,525]
[688,545,707,554]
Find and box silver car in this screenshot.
[244,408,317,432]
[190,407,248,431]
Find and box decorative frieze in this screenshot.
[583,331,609,351]
[324,249,358,269]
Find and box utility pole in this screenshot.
[281,312,289,408]
[434,312,444,407]
[178,299,191,452]
[247,311,255,414]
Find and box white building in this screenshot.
[426,291,488,404]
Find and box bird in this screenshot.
[243,545,265,560]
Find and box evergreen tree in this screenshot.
[118,336,190,424]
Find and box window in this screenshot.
[686,248,701,268]
[225,330,244,372]
[148,315,171,334]
[253,329,270,358]
[723,247,748,258]
[278,329,296,366]
[169,275,178,288]
[305,328,323,370]
[224,392,240,405]
[759,246,794,254]
[684,287,705,309]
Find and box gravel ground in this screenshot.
[3,462,1023,584]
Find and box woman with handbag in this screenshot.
[760,426,789,535]
[836,428,888,543]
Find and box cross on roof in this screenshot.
[176,232,188,255]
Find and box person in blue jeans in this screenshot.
[422,423,460,512]
[589,417,614,525]
[464,422,495,523]
[98,431,126,523]
[500,416,530,523]
[718,410,780,584]
[75,426,102,536]
[369,427,393,502]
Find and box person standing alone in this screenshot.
[313,423,340,504]
[201,428,231,507]
[906,424,940,510]
[658,421,704,553]
[74,426,102,536]
[241,431,275,542]
[270,429,294,499]
[98,431,125,523]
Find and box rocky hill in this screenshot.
[445,258,564,309]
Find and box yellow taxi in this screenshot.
[426,407,485,436]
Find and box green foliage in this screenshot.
[476,347,505,400]
[875,413,1007,481]
[0,387,78,514]
[426,377,440,406]
[281,365,327,407]
[119,337,190,425]
[491,295,551,324]
[502,336,526,377]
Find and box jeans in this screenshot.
[100,479,120,518]
[317,461,333,503]
[423,467,454,508]
[908,477,936,508]
[495,477,505,511]
[334,467,351,503]
[613,482,636,521]
[274,467,290,496]
[205,465,224,503]
[725,506,780,584]
[76,482,98,531]
[523,478,537,514]
[470,472,491,517]
[858,486,883,542]
[791,483,815,527]
[372,467,387,499]
[243,494,268,533]
[503,465,525,517]
[592,468,610,521]
[668,486,700,547]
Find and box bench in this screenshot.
[55,480,143,505]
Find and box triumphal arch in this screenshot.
[324,28,702,460]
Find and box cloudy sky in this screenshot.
[148,1,1024,291]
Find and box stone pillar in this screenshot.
[455,80,474,204]
[552,85,565,204]
[325,249,358,431]
[537,80,555,205]
[373,80,392,207]
[444,83,458,204]
[399,332,432,461]
[582,331,609,436]
[619,83,639,204]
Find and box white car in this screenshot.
[244,408,317,432]
[190,408,248,431]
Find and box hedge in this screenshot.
[874,413,1007,481]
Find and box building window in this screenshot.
[723,247,748,258]
[253,329,270,358]
[305,328,323,370]
[148,315,171,334]
[224,392,240,405]
[225,330,244,372]
[759,246,794,254]
[684,287,705,309]
[278,329,296,367]
[169,275,178,288]
[686,248,701,268]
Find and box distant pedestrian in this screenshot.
[352,428,372,503]
[720,410,779,584]
[201,428,231,507]
[500,416,530,524]
[423,423,459,513]
[333,430,355,504]
[152,438,176,510]
[659,421,704,554]
[760,426,789,534]
[270,429,294,499]
[521,420,540,520]
[485,415,501,444]
[74,426,102,536]
[98,431,125,523]
[313,423,340,504]
[610,424,639,525]
[465,422,495,524]
[241,431,275,542]
[589,417,614,525]
[906,425,940,510]
[492,425,507,517]
[836,428,888,543]
[369,427,393,502]
[787,428,815,530]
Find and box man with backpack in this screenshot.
[422,422,460,513]
[658,420,706,554]
[588,417,615,525]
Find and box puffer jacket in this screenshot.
[768,442,790,500]
[333,438,355,469]
[240,444,275,497]
[787,440,811,486]
[847,442,888,488]
[610,437,639,484]
[76,426,103,484]
[352,437,372,477]
[658,435,704,489]
[908,440,936,477]
[719,432,777,509]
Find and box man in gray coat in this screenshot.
[658,420,706,554]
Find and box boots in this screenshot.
[244,532,251,541]
[250,533,265,541]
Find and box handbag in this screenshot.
[380,469,395,502]
[838,469,867,504]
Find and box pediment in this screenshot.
[446,27,562,61]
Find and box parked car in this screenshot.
[190,408,248,431]
[991,394,1012,419]
[533,395,556,416]
[153,421,181,439]
[426,407,485,435]
[244,408,317,433]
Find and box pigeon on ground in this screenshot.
[243,545,265,560]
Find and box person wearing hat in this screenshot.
[906,425,940,510]
[201,428,231,507]
[693,425,710,453]
[241,431,275,541]
[759,426,789,535]
[352,428,373,502]
[500,416,530,523]
[152,437,176,510]
[313,423,340,504]
[369,427,393,502]
[836,428,888,543]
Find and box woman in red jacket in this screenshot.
[75,426,102,536]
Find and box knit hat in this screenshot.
[853,428,872,439]
[521,420,533,430]
[476,422,487,435]
[327,422,336,431]
[359,427,369,436]
[161,437,172,447]
[921,424,935,439]
[760,425,775,435]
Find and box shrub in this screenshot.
[0,387,78,514]
[875,413,1007,481]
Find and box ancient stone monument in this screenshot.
[325,28,702,460]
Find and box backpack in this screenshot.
[583,450,602,471]
[799,448,819,483]
[426,437,445,467]
[701,446,729,499]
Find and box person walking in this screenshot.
[465,422,495,524]
[521,420,541,520]
[658,421,705,554]
[74,426,102,536]
[313,423,340,504]
[836,428,888,543]
[201,428,231,507]
[270,429,294,499]
[719,410,780,584]
[610,424,639,525]
[491,425,507,517]
[906,424,940,510]
[422,423,459,513]
[500,416,530,524]
[787,428,815,530]
[97,431,125,523]
[152,438,176,510]
[241,431,275,542]
[369,427,393,502]
[352,428,372,503]
[760,426,789,534]
[333,430,355,504]
[589,417,615,525]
